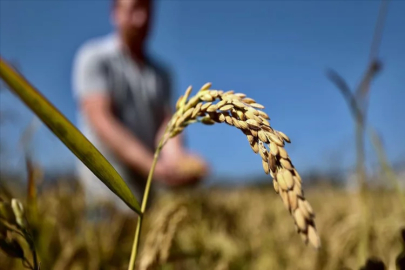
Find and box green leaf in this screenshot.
[0,57,141,215]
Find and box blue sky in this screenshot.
[1,0,404,183]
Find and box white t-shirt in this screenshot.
[72,33,173,210]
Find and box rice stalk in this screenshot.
[128,83,321,269]
[168,83,320,249]
[139,202,187,270]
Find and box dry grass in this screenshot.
[1,179,402,270]
[139,186,403,270]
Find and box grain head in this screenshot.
[167,83,320,249]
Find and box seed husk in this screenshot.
[201,102,212,111]
[218,113,226,122]
[280,158,293,170]
[206,104,218,112]
[216,99,227,108]
[269,142,279,156]
[183,107,194,120]
[234,93,246,98]
[246,119,260,130]
[185,95,201,111]
[219,104,234,111]
[250,140,259,153]
[308,225,320,249]
[176,95,184,110]
[283,169,294,189]
[244,110,256,120]
[236,110,245,120]
[273,179,279,193]
[288,191,298,211]
[191,103,203,118]
[183,85,193,101]
[298,199,311,220]
[258,130,268,143]
[242,97,256,104]
[261,118,270,127]
[253,115,263,124]
[209,90,218,98]
[259,148,268,161]
[175,115,184,127]
[303,200,315,217]
[200,82,212,91]
[250,129,258,137]
[223,90,234,96]
[258,110,270,120]
[268,133,284,146]
[261,125,273,132]
[232,117,241,129]
[247,107,259,116]
[184,119,197,125]
[200,94,214,102]
[294,209,307,231]
[293,168,302,182]
[262,159,270,174]
[247,134,254,144]
[238,120,249,129]
[278,147,288,159]
[250,103,265,109]
[201,117,215,125]
[268,155,277,172]
[278,131,291,143]
[225,115,233,125]
[280,190,290,210]
[277,171,289,191]
[293,181,303,197]
[232,100,247,109]
[170,127,183,138]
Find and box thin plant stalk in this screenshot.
[127,83,321,268]
[355,117,369,266]
[369,127,405,211]
[128,129,170,270]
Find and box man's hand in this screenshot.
[154,152,209,187]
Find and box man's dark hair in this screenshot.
[112,0,151,9]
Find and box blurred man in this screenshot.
[72,0,208,212]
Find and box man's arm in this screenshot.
[73,46,166,180]
[80,93,157,178]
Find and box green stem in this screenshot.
[128,131,170,270]
[128,215,143,270]
[30,239,39,270]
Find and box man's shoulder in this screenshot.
[74,33,119,64]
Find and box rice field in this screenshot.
[1,178,403,270]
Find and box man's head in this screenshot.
[111,0,152,48]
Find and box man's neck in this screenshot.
[117,35,146,65]
[128,46,146,64]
